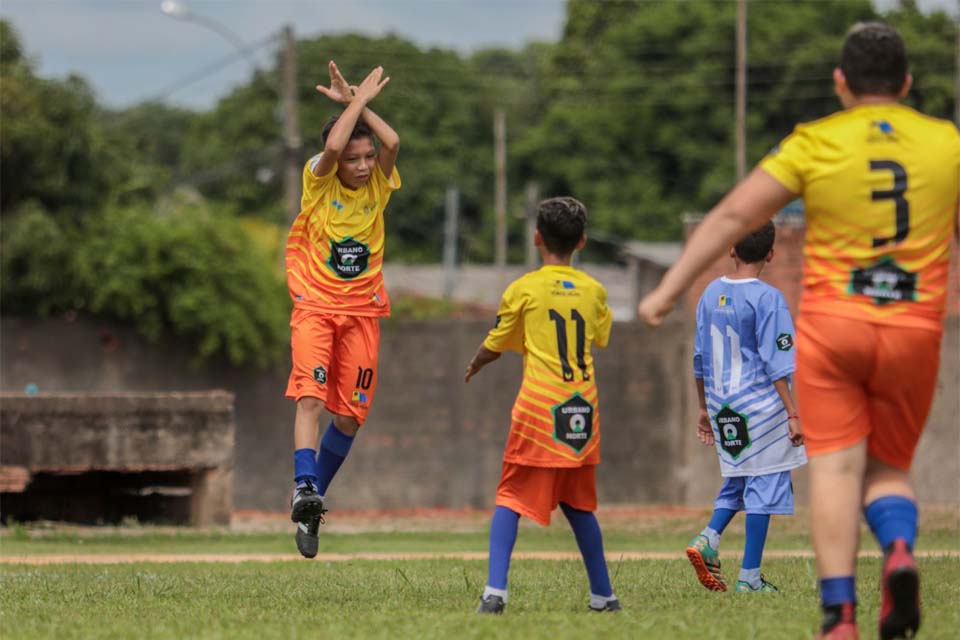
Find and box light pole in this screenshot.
[161,0,257,70]
[160,1,302,222]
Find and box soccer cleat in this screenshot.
[294,511,326,559]
[290,481,324,524]
[735,575,779,592]
[879,539,920,640]
[589,598,622,612]
[686,534,726,591]
[816,603,858,639]
[476,595,505,614]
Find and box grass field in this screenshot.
[2,507,958,639]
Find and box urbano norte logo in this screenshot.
[552,392,595,453]
[328,237,370,279]
[714,405,750,459]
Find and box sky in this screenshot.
[1,0,955,111]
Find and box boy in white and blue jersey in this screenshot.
[685,222,806,594]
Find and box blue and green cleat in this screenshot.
[735,575,779,593]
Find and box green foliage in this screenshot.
[1,202,290,367]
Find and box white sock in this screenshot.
[483,586,508,602]
[590,593,618,609]
[701,527,721,550]
[738,567,761,588]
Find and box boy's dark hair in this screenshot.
[840,22,908,96]
[536,197,587,256]
[734,221,776,264]
[321,115,375,146]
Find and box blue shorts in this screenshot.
[714,471,794,515]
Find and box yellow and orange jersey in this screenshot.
[760,103,960,331]
[484,265,613,467]
[285,155,401,316]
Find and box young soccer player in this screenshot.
[465,197,620,614]
[686,222,806,594]
[285,61,400,558]
[639,22,959,640]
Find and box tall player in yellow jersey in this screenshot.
[639,23,959,640]
[285,62,400,559]
[465,197,620,614]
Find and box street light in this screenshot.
[160,1,302,221]
[160,0,257,70]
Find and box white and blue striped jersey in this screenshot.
[694,276,807,477]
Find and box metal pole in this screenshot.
[524,181,540,268]
[494,109,508,280]
[735,0,747,180]
[281,25,302,223]
[443,186,460,300]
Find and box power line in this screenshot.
[147,33,281,104]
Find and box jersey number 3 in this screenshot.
[549,309,589,382]
[870,160,909,247]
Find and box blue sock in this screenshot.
[561,503,613,598]
[742,513,770,570]
[487,506,519,590]
[820,576,856,607]
[708,508,737,535]
[315,422,355,496]
[294,448,318,486]
[864,496,918,550]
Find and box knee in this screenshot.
[332,414,361,437]
[297,396,325,415]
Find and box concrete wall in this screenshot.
[0,392,235,524]
[1,314,956,512]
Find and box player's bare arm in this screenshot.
[317,60,400,177]
[772,377,803,446]
[312,65,390,177]
[694,378,714,446]
[465,345,502,383]
[638,169,795,326]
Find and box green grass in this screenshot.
[3,557,960,639]
[2,509,957,556]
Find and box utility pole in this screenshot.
[955,20,959,125]
[443,186,460,300]
[524,182,540,268]
[494,109,508,286]
[281,25,302,223]
[735,0,747,180]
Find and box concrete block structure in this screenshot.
[0,392,234,525]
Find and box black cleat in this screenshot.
[476,595,506,614]
[290,482,324,524]
[294,511,325,559]
[589,598,622,612]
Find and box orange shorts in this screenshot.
[795,313,942,470]
[495,462,597,526]
[285,309,380,423]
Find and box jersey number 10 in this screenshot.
[549,309,590,382]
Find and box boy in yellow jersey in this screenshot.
[285,62,400,558]
[465,197,620,614]
[638,23,959,640]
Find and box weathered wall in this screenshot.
[0,317,689,512]
[0,392,235,524]
[2,314,956,512]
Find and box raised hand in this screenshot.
[352,66,390,103]
[315,60,353,104]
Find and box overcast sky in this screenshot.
[1,0,955,110]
